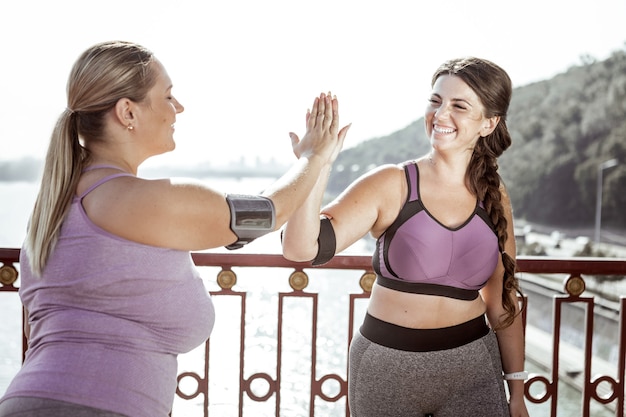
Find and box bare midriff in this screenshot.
[366,283,487,329]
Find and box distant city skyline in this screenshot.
[1,0,625,169]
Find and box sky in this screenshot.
[1,0,625,169]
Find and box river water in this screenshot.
[0,179,619,416]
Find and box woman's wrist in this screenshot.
[503,371,528,380]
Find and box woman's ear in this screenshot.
[480,115,500,137]
[114,98,136,129]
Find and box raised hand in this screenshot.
[289,92,350,164]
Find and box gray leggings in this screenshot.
[0,397,128,417]
[349,322,510,416]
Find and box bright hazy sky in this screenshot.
[1,0,625,169]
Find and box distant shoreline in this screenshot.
[0,158,289,183]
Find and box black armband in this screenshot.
[312,217,336,265]
[225,194,276,250]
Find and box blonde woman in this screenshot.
[0,41,349,417]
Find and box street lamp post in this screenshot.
[594,158,619,245]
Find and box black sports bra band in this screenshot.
[376,275,480,301]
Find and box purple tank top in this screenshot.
[3,168,215,417]
[373,162,499,300]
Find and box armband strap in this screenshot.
[312,217,336,266]
[225,194,275,250]
[503,371,528,380]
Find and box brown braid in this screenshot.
[468,124,525,329]
[432,57,525,329]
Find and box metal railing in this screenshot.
[1,248,625,417]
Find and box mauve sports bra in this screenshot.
[372,162,500,300]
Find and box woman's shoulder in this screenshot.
[351,163,406,190]
[365,161,412,177]
[343,163,408,209]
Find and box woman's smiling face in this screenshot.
[425,74,493,154]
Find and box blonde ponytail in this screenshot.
[26,109,87,276]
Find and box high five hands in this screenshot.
[289,92,351,163]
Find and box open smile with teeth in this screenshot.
[434,125,455,134]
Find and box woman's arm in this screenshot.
[481,187,529,417]
[83,93,348,251]
[23,307,30,341]
[282,164,406,262]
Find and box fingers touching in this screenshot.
[306,92,334,131]
[290,91,350,161]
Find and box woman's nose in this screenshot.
[175,100,185,113]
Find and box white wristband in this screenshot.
[503,371,528,380]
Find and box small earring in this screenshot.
[127,125,134,131]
